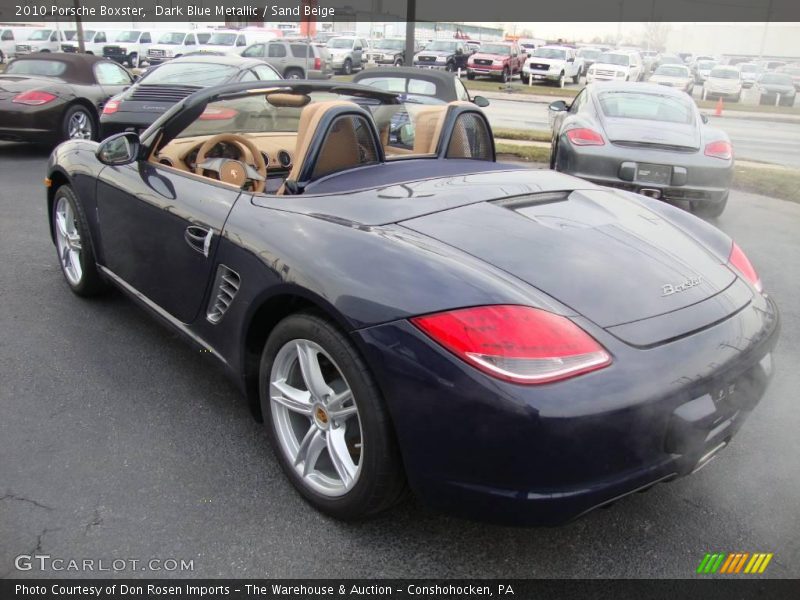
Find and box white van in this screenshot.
[198,29,249,54]
[0,26,39,62]
[60,30,121,56]
[13,28,69,56]
[101,30,155,68]
[145,30,201,65]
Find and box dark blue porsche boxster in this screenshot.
[45,81,779,525]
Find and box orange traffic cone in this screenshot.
[714,97,724,117]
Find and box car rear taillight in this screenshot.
[566,128,605,146]
[728,242,763,293]
[314,57,321,70]
[198,106,238,120]
[12,90,57,106]
[411,305,612,385]
[705,140,733,160]
[102,100,120,115]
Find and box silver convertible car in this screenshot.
[549,82,733,218]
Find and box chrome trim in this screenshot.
[98,265,227,364]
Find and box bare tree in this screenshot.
[641,22,670,52]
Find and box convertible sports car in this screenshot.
[549,82,734,218]
[45,81,779,525]
[0,53,134,143]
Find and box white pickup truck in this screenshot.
[522,45,582,87]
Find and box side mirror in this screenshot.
[548,100,568,112]
[97,132,140,166]
[701,113,709,124]
[472,95,490,107]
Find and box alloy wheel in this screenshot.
[68,110,93,140]
[270,339,362,497]
[54,195,83,285]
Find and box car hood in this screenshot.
[706,78,740,89]
[599,117,701,150]
[417,50,452,58]
[471,52,506,61]
[592,62,629,71]
[400,187,737,329]
[650,75,689,85]
[758,83,795,93]
[527,56,566,66]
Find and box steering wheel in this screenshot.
[194,133,267,193]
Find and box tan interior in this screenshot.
[413,106,448,154]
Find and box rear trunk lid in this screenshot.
[601,117,701,151]
[400,188,738,330]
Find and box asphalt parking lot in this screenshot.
[1,142,799,579]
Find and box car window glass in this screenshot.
[4,59,67,77]
[569,91,585,113]
[290,44,311,58]
[242,44,265,58]
[95,62,132,85]
[253,65,281,81]
[185,34,196,45]
[268,43,287,58]
[240,70,258,82]
[454,78,470,101]
[196,33,211,44]
[1,30,13,41]
[141,32,151,43]
[95,32,106,43]
[236,36,246,46]
[598,91,694,124]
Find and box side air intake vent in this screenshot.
[207,265,241,324]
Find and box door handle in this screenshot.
[185,225,213,257]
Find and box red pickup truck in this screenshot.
[466,41,525,83]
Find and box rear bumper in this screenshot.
[0,100,64,143]
[556,140,733,205]
[355,292,778,525]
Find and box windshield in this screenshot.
[114,31,140,43]
[759,73,793,85]
[597,53,630,66]
[27,30,52,41]
[659,55,683,64]
[157,32,186,45]
[533,47,566,59]
[142,62,237,86]
[578,49,601,59]
[655,66,689,77]
[327,38,354,49]
[739,64,757,72]
[5,59,66,77]
[697,61,716,70]
[598,91,694,125]
[207,33,237,46]
[374,39,405,50]
[479,44,512,55]
[710,68,739,79]
[424,41,458,52]
[357,76,443,99]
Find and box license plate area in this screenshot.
[636,163,672,185]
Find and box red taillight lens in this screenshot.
[566,128,605,146]
[12,90,57,106]
[705,140,732,160]
[102,100,120,115]
[728,242,763,293]
[314,57,321,70]
[198,106,238,120]
[411,305,612,385]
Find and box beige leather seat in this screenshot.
[279,100,363,194]
[412,106,448,155]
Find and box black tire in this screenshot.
[691,193,728,219]
[342,58,352,75]
[61,104,97,142]
[572,72,580,84]
[284,67,304,80]
[259,312,407,520]
[394,58,403,67]
[501,69,510,83]
[733,93,741,103]
[0,50,5,64]
[467,72,475,80]
[445,62,455,72]
[51,185,108,297]
[127,53,138,68]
